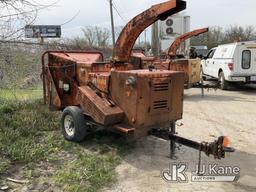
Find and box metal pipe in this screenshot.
[169,134,201,150]
[41,51,49,105]
[170,122,176,159]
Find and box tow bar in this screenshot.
[150,123,235,161]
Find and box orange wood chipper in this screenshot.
[167,28,209,88]
[131,28,209,88]
[42,0,234,160]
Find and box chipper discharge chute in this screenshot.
[42,0,234,160]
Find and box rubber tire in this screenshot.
[219,72,228,90]
[61,106,87,142]
[200,67,206,81]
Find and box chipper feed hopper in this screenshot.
[42,0,234,160]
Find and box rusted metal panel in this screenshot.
[88,72,110,93]
[138,58,201,86]
[149,78,171,115]
[170,59,201,85]
[49,52,103,63]
[131,52,146,58]
[110,69,184,138]
[113,0,186,63]
[112,124,135,136]
[77,86,124,125]
[76,63,111,86]
[42,51,104,105]
[46,54,78,109]
[46,72,61,110]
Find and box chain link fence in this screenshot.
[0,40,113,101]
[0,41,54,101]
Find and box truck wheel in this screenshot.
[219,72,228,90]
[200,67,206,81]
[61,106,88,142]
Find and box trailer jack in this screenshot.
[150,124,235,161]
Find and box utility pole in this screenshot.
[144,29,147,53]
[109,0,115,47]
[151,21,159,56]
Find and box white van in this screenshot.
[201,41,256,90]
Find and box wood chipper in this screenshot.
[131,28,209,88]
[167,28,209,88]
[42,0,234,160]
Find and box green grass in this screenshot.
[0,157,11,175]
[0,88,43,101]
[54,152,120,192]
[0,100,61,165]
[0,97,131,191]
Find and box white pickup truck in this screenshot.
[201,41,256,90]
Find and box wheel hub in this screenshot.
[221,76,224,85]
[64,115,75,136]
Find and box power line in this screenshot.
[60,10,80,26]
[112,0,127,22]
[115,0,129,16]
[106,0,127,46]
[106,0,126,23]
[112,1,126,23]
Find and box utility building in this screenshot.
[152,13,190,56]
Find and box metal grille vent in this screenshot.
[153,100,168,109]
[153,82,169,91]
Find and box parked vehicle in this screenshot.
[201,41,256,90]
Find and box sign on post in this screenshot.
[25,25,61,38]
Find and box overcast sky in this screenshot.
[36,0,256,38]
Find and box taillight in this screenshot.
[223,136,230,148]
[228,63,234,71]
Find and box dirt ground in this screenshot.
[105,85,256,192]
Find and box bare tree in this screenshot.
[0,0,57,40]
[208,26,225,48]
[244,26,256,40]
[224,25,256,42]
[81,27,95,47]
[81,26,110,48]
[95,27,110,47]
[191,25,256,49]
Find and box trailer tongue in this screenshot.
[42,0,234,160]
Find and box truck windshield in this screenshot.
[206,49,216,59]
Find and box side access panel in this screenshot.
[170,59,201,85]
[77,86,124,126]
